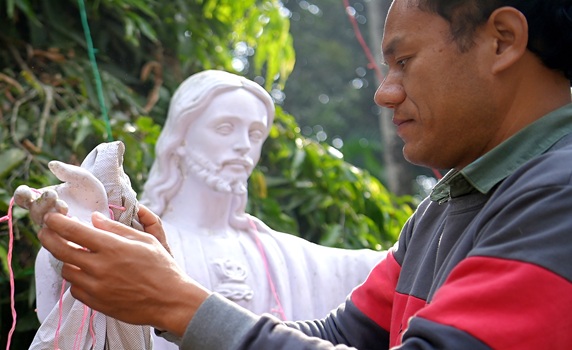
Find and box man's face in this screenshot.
[375,0,501,170]
[183,88,269,192]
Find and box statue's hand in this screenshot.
[47,161,110,223]
[14,186,68,226]
[14,161,110,226]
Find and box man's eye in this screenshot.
[397,58,409,68]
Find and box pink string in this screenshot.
[108,204,126,221]
[247,219,287,320]
[54,278,67,350]
[89,311,98,349]
[72,305,90,350]
[0,197,17,350]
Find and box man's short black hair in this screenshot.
[417,0,572,83]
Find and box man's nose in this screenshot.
[374,74,405,109]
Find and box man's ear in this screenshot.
[486,6,529,74]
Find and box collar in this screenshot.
[430,103,572,203]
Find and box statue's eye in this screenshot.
[249,129,264,142]
[216,123,233,135]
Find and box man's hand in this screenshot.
[38,212,211,337]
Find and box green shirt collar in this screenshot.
[430,103,572,203]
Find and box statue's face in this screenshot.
[182,88,269,192]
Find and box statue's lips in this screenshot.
[223,159,253,170]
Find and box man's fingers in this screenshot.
[42,212,123,253]
[60,262,83,283]
[38,219,93,269]
[90,211,148,241]
[137,205,166,239]
[63,271,108,315]
[137,205,172,255]
[61,264,101,303]
[137,204,162,229]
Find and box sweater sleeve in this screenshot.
[240,297,389,350]
[179,292,388,350]
[180,293,258,350]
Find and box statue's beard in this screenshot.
[183,152,248,194]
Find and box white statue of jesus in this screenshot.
[139,70,384,349]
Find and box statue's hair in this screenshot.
[140,70,275,223]
[417,0,572,84]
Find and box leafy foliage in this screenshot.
[250,108,411,250]
[281,0,383,173]
[0,0,412,346]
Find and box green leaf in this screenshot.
[73,114,96,150]
[0,149,27,179]
[319,224,343,247]
[0,243,9,276]
[7,0,15,17]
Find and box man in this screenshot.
[37,0,572,348]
